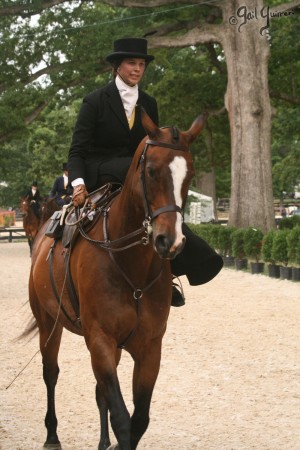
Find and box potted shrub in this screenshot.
[218,226,236,266]
[232,228,248,270]
[271,229,291,280]
[262,230,280,278]
[286,227,300,282]
[209,225,222,254]
[244,227,264,274]
[188,224,211,245]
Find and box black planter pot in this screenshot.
[279,266,292,280]
[268,264,280,279]
[235,258,248,270]
[291,267,300,282]
[250,262,265,274]
[223,256,235,267]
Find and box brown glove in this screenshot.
[72,184,89,207]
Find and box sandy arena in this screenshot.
[1,242,299,450]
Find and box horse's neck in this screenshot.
[110,189,144,237]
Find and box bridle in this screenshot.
[139,127,190,225]
[72,128,191,252]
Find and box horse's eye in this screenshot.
[147,166,155,178]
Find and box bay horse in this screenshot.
[28,110,207,450]
[20,196,41,255]
[20,196,62,255]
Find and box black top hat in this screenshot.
[106,38,154,63]
[32,180,38,187]
[62,163,68,171]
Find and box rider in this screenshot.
[68,37,223,306]
[25,180,41,218]
[49,162,73,206]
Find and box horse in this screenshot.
[27,110,207,450]
[40,196,64,223]
[20,195,41,255]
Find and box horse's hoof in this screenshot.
[106,445,119,450]
[43,443,62,449]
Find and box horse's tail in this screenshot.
[18,316,39,341]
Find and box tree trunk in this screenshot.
[222,0,276,232]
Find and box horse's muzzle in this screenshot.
[154,234,186,259]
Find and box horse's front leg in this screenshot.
[96,383,111,450]
[130,337,164,450]
[96,348,122,450]
[41,322,63,449]
[89,337,131,450]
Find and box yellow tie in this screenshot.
[128,107,135,130]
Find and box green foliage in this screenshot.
[186,224,213,246]
[0,0,299,213]
[261,229,277,264]
[286,227,300,266]
[231,228,247,260]
[271,229,290,266]
[209,225,222,252]
[243,227,264,262]
[279,215,300,230]
[218,225,236,257]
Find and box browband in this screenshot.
[145,139,188,152]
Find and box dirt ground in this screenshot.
[1,242,300,450]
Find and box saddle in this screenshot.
[45,183,121,246]
[45,183,122,329]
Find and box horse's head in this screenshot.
[20,196,30,217]
[131,109,207,260]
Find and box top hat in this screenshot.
[106,38,154,63]
[32,180,38,187]
[62,163,68,171]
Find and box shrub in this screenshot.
[209,225,222,252]
[218,226,236,257]
[286,227,300,267]
[187,224,213,246]
[232,228,247,260]
[244,227,264,262]
[279,215,300,229]
[262,230,277,264]
[271,229,290,266]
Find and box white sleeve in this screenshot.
[71,178,85,187]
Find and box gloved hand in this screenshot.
[72,184,89,207]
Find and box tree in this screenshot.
[1,0,299,231]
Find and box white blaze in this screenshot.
[169,156,187,246]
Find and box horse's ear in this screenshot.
[141,107,160,139]
[185,111,209,144]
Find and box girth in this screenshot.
[48,240,81,330]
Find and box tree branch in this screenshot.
[269,0,300,15]
[270,91,300,105]
[148,24,225,49]
[204,43,226,74]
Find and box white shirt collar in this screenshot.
[115,74,138,93]
[116,75,138,120]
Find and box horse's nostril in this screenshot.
[155,234,171,257]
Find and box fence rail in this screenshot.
[0,227,26,242]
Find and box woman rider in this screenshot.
[68,37,223,306]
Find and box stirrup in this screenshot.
[171,276,185,307]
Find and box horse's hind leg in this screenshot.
[28,237,33,256]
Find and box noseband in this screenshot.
[139,131,189,224]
